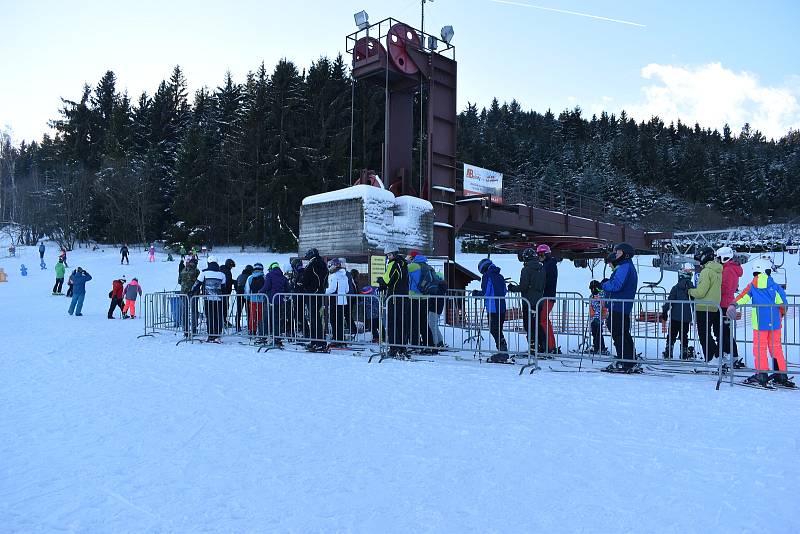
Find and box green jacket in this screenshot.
[55,261,65,278]
[688,261,722,311]
[179,265,200,294]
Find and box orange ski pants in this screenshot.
[753,329,786,372]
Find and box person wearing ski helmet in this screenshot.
[108,276,126,319]
[600,243,638,371]
[475,258,509,361]
[688,246,723,364]
[535,244,559,353]
[299,249,330,351]
[659,263,695,360]
[729,258,794,388]
[511,247,546,353]
[715,246,745,368]
[378,245,410,357]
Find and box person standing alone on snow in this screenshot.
[108,276,126,318]
[67,267,92,316]
[120,244,129,265]
[53,258,66,294]
[148,244,156,262]
[38,242,45,261]
[122,277,143,318]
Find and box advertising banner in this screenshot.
[463,163,503,203]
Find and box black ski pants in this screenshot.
[666,320,691,356]
[487,311,506,351]
[695,309,721,361]
[121,253,129,264]
[53,278,64,293]
[204,299,224,340]
[606,310,635,369]
[108,297,124,318]
[522,302,546,352]
[591,319,607,352]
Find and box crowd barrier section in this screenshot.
[526,296,732,383]
[141,290,800,389]
[139,291,190,343]
[731,302,800,378]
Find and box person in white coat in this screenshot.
[325,258,350,346]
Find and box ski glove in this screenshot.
[726,305,737,321]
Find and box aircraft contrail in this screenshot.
[488,0,647,27]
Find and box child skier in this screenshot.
[475,258,509,362]
[588,280,608,355]
[122,277,143,318]
[108,276,126,318]
[728,259,795,388]
[52,258,65,294]
[148,245,156,262]
[659,263,695,360]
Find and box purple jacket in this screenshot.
[261,267,288,303]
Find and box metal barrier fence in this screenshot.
[139,291,190,342]
[528,296,732,382]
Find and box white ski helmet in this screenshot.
[715,246,735,263]
[680,262,695,273]
[750,258,772,275]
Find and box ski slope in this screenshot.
[1,245,799,533]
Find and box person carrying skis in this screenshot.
[601,243,638,372]
[510,247,546,354]
[245,262,268,342]
[120,245,129,265]
[191,256,227,343]
[537,244,559,353]
[148,244,156,262]
[474,258,509,362]
[300,249,330,351]
[716,246,745,368]
[659,263,695,360]
[234,264,254,333]
[377,245,409,358]
[108,276,126,319]
[688,246,722,364]
[728,259,795,388]
[53,258,66,294]
[122,277,143,318]
[67,267,92,316]
[38,242,45,261]
[588,280,609,355]
[325,258,350,347]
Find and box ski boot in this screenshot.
[769,373,797,389]
[733,358,746,369]
[662,348,673,360]
[487,353,510,364]
[744,372,770,387]
[680,346,696,360]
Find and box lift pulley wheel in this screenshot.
[386,23,421,75]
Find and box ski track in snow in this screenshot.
[1,246,799,532]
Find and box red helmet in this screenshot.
[536,244,551,254]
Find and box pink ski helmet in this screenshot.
[536,244,551,255]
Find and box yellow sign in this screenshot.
[370,255,387,287]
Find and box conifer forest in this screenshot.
[1,58,798,249]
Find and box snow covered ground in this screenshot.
[1,245,799,532]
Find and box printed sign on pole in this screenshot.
[370,255,387,287]
[463,163,503,203]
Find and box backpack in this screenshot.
[419,264,445,295]
[346,272,358,295]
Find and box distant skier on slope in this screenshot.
[108,276,125,319]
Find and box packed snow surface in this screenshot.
[1,245,799,532]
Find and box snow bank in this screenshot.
[301,184,395,206]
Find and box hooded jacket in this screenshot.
[735,274,788,331]
[245,267,266,302]
[688,261,722,312]
[192,262,226,300]
[720,261,744,308]
[261,267,289,303]
[601,258,638,313]
[325,268,350,305]
[70,271,92,294]
[236,266,254,294]
[407,255,431,296]
[301,255,328,294]
[179,263,200,294]
[220,262,235,294]
[475,260,507,314]
[124,279,142,301]
[111,279,125,299]
[383,256,409,296]
[661,277,694,323]
[519,258,546,309]
[542,256,559,298]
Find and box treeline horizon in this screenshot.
[1,56,798,249]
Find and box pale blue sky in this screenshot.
[1,0,798,143]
